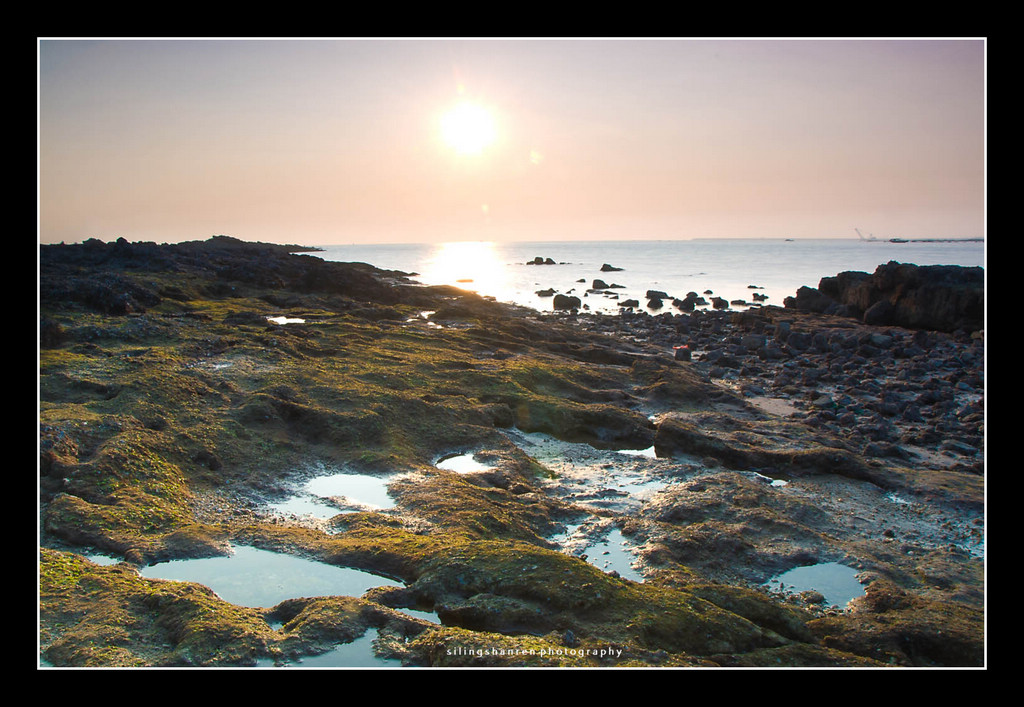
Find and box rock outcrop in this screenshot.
[783,262,983,333]
[552,293,582,311]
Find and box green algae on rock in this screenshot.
[39,237,984,668]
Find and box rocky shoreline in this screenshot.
[39,237,985,668]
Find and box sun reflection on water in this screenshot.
[417,241,511,297]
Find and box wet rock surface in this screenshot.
[39,238,984,668]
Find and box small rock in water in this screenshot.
[800,590,826,605]
[553,294,582,310]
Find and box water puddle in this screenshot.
[601,476,668,497]
[85,553,120,566]
[256,629,402,668]
[404,310,443,329]
[266,316,306,325]
[435,453,494,474]
[581,528,644,582]
[750,471,789,487]
[138,545,402,608]
[269,470,399,520]
[765,562,865,608]
[552,521,645,582]
[502,429,671,514]
[615,446,657,459]
[397,606,440,624]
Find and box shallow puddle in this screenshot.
[256,629,403,668]
[266,316,306,325]
[615,446,658,459]
[269,470,398,520]
[85,553,120,566]
[581,528,644,582]
[435,453,494,473]
[601,476,668,497]
[138,545,402,608]
[766,562,865,608]
[397,606,440,624]
[502,428,673,514]
[404,310,443,329]
[750,471,789,487]
[552,522,644,583]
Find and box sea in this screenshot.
[305,238,986,316]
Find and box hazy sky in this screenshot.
[38,38,986,245]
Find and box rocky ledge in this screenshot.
[783,261,983,334]
[39,238,984,668]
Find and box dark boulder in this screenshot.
[552,294,582,310]
[785,262,984,333]
[784,286,836,314]
[674,292,707,311]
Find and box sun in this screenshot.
[440,101,497,155]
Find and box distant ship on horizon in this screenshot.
[854,228,981,244]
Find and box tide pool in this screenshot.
[256,630,403,668]
[269,471,398,519]
[767,562,865,608]
[139,545,402,608]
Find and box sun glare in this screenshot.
[440,102,497,155]
[419,241,508,294]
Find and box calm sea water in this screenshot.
[308,238,985,315]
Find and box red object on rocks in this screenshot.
[673,345,691,361]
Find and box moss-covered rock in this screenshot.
[38,238,985,668]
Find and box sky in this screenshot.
[37,38,986,246]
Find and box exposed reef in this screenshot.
[39,237,984,668]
